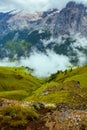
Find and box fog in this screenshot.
[70,34,87,65]
[0,1,87,77]
[19,50,72,77]
[0,34,87,77]
[0,50,72,77]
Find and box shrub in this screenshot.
[0,104,38,128]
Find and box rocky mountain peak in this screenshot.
[66,1,85,9]
[41,8,59,18]
[53,1,87,37]
[65,1,86,13]
[0,1,87,61]
[66,1,76,8]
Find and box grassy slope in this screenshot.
[0,66,42,100]
[0,65,87,106]
[26,65,87,106]
[52,65,87,90]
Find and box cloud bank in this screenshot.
[0,0,87,13]
[70,34,87,65]
[20,50,72,77]
[0,50,72,77]
[0,34,87,78]
[0,0,87,77]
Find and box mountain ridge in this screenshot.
[0,1,87,76]
[0,1,87,129]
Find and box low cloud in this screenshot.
[24,34,87,77]
[19,50,72,77]
[70,34,87,65]
[0,50,72,77]
[0,58,18,67]
[0,35,87,78]
[0,51,86,78]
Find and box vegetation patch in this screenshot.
[0,104,38,128]
[0,66,42,100]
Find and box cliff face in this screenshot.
[0,1,87,60]
[1,2,87,36]
[53,1,87,37]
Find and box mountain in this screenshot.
[0,1,87,67]
[0,1,87,129]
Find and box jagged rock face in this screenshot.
[0,12,13,35]
[53,1,87,37]
[0,1,87,60]
[1,1,87,37]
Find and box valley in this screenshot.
[0,1,87,129]
[0,65,87,129]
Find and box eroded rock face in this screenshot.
[45,110,87,130]
[1,2,87,37]
[53,1,87,37]
[0,1,87,59]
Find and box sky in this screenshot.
[0,0,87,13]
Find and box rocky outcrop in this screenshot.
[45,110,87,130]
[0,98,87,130]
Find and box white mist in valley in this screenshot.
[0,50,72,77]
[70,34,87,65]
[0,35,87,77]
[20,50,72,77]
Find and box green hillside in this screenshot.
[26,65,87,107]
[0,65,87,107]
[0,66,42,100]
[0,65,87,129]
